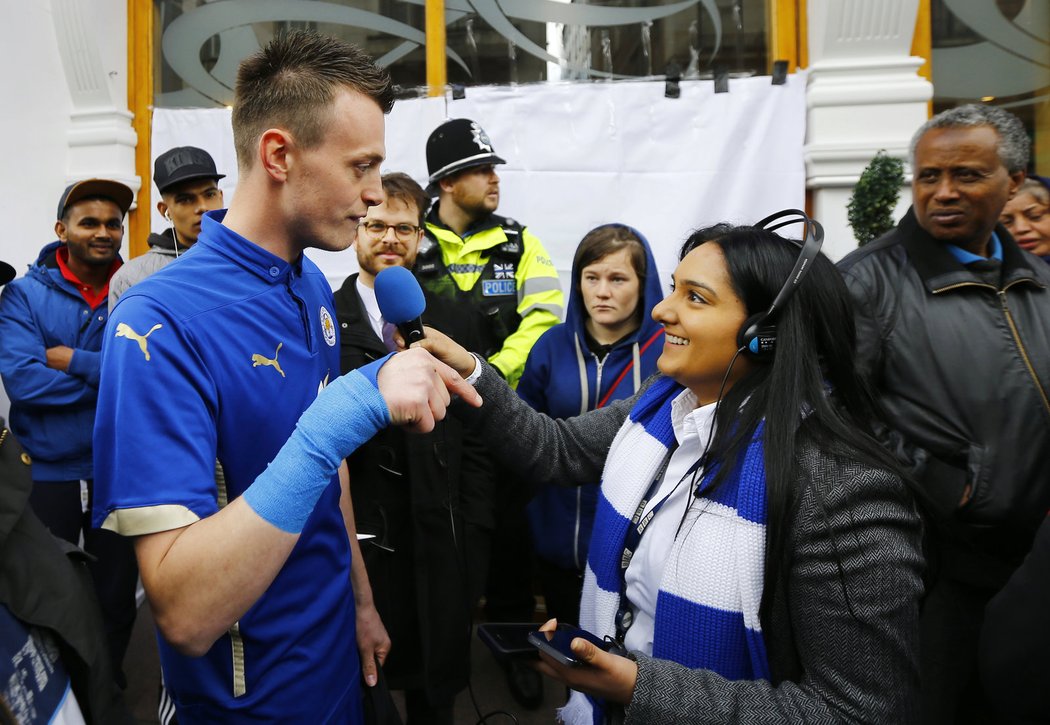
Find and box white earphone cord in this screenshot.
[166,212,181,258]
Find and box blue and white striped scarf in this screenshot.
[560,376,770,725]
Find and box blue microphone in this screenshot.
[374,266,427,345]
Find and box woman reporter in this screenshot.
[419,217,923,723]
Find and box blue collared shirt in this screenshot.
[945,232,1003,265]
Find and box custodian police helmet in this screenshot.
[426,118,507,185]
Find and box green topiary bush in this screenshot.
[848,151,906,246]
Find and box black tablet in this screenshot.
[477,622,541,664]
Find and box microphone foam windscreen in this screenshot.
[374,266,426,324]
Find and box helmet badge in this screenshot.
[471,122,493,153]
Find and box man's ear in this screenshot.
[438,176,457,194]
[1007,171,1026,199]
[156,200,169,219]
[54,220,67,242]
[259,128,292,182]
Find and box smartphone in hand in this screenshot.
[528,624,611,667]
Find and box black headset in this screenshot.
[736,209,824,360]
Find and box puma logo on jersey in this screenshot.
[115,323,163,361]
[251,343,285,378]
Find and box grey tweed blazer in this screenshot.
[468,364,923,724]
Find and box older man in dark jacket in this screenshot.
[837,104,1050,724]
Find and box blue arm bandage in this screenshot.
[358,352,394,388]
[243,369,390,533]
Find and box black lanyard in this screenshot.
[613,452,705,643]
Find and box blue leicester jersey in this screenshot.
[93,211,360,723]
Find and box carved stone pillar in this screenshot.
[52,0,139,203]
[805,0,931,258]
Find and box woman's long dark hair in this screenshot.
[679,224,904,623]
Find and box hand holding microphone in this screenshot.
[371,265,480,416]
[374,267,478,377]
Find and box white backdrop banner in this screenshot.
[152,73,806,295]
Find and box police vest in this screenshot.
[415,218,525,360]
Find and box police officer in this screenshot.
[416,118,563,388]
[415,119,564,708]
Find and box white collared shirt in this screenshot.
[355,277,385,342]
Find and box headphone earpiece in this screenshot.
[164,211,172,222]
[737,314,778,359]
[736,209,825,361]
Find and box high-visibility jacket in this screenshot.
[416,208,563,387]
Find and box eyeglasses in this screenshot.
[361,221,421,241]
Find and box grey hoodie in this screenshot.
[108,228,187,310]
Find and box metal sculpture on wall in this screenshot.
[156,0,732,107]
[933,0,1048,109]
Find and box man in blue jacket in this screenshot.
[0,178,139,687]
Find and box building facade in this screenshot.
[1,0,1046,414]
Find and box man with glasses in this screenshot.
[334,172,491,724]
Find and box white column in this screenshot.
[805,0,931,259]
[52,0,140,203]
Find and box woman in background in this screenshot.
[518,224,663,629]
[1000,176,1050,261]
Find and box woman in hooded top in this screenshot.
[518,224,664,630]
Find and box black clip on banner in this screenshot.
[714,64,729,94]
[771,60,788,85]
[665,62,682,99]
[452,83,466,100]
